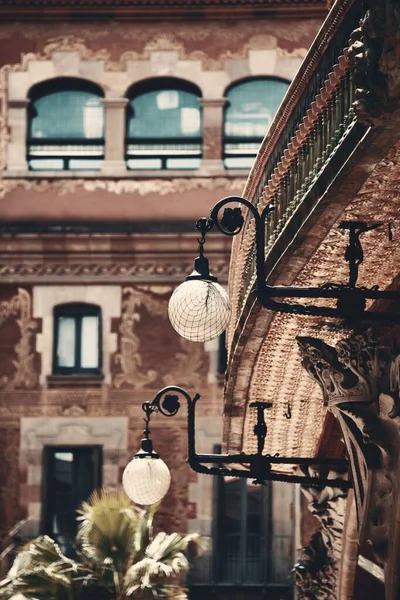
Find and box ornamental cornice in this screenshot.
[0,261,230,282]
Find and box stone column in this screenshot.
[198,98,227,175]
[101,97,129,175]
[297,331,400,600]
[7,99,29,172]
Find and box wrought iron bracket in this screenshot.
[195,196,400,323]
[140,386,351,489]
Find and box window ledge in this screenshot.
[3,168,248,180]
[47,373,104,388]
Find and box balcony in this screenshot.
[224,0,400,465]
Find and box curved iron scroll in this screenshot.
[205,196,400,322]
[145,385,351,489]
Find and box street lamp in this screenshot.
[122,386,350,505]
[168,196,400,342]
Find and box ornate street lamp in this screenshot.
[168,196,400,342]
[122,386,350,505]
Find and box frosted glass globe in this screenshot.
[168,279,231,342]
[122,456,171,505]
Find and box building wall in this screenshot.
[0,8,322,593]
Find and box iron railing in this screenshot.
[230,0,366,321]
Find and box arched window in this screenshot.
[126,79,202,170]
[224,78,289,169]
[53,303,102,375]
[28,78,104,171]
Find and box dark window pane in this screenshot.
[127,89,201,139]
[43,447,102,555]
[31,91,104,139]
[53,304,101,374]
[225,79,289,138]
[224,78,289,169]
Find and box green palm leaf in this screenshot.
[77,488,139,572]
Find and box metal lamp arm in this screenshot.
[208,196,273,299]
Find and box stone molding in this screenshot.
[0,288,38,390]
[33,285,121,385]
[0,35,303,174]
[298,330,400,599]
[20,415,129,535]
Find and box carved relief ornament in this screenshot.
[0,288,38,390]
[348,0,400,126]
[294,477,348,600]
[297,331,400,588]
[113,287,206,390]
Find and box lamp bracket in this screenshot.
[142,386,351,490]
[201,196,400,323]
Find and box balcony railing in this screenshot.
[125,137,202,170]
[27,138,104,171]
[228,0,367,330]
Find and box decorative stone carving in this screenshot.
[348,0,400,126]
[297,331,400,597]
[0,176,246,200]
[113,286,208,390]
[0,288,38,390]
[293,473,348,600]
[113,287,159,389]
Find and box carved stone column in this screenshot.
[297,331,400,600]
[198,98,226,174]
[293,473,348,600]
[101,97,129,175]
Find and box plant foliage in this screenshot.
[0,488,202,600]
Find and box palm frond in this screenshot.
[77,487,139,572]
[145,532,203,564]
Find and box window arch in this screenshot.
[224,78,290,170]
[125,78,202,170]
[28,78,104,171]
[53,303,102,375]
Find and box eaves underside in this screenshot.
[0,0,328,19]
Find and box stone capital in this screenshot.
[298,330,400,600]
[199,97,228,109]
[101,97,129,109]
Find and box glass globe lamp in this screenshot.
[122,455,171,505]
[168,253,231,342]
[122,434,171,505]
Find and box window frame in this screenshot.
[27,78,105,172]
[52,302,102,376]
[125,78,203,171]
